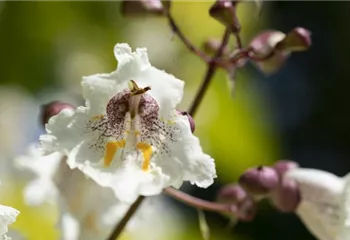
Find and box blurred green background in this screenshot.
[0,1,347,240]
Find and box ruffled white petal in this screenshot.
[160,115,216,188]
[71,147,169,203]
[15,145,62,205]
[59,211,80,240]
[338,173,350,240]
[0,205,19,239]
[81,77,117,117]
[285,168,345,240]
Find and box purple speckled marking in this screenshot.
[84,89,182,157]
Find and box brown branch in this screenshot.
[106,196,145,240]
[188,28,231,116]
[164,8,211,63]
[164,187,237,214]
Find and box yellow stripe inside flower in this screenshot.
[136,142,153,171]
[103,140,126,167]
[84,212,98,232]
[92,114,104,120]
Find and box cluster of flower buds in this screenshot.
[216,160,301,222]
[249,28,312,74]
[120,0,312,84]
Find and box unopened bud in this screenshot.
[177,110,195,133]
[250,28,311,74]
[276,27,311,52]
[209,0,240,32]
[249,31,289,74]
[274,160,299,177]
[251,31,285,54]
[217,184,247,204]
[270,177,300,212]
[217,184,257,222]
[121,0,164,17]
[237,196,257,221]
[41,101,75,126]
[239,166,279,195]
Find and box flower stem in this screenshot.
[106,196,145,240]
[164,7,211,64]
[164,187,236,214]
[188,28,231,116]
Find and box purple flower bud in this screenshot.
[239,166,279,195]
[41,101,75,126]
[209,0,240,32]
[270,177,300,213]
[176,110,195,133]
[237,196,257,222]
[121,0,164,17]
[217,185,257,222]
[276,27,311,52]
[250,28,311,75]
[274,160,299,177]
[217,184,247,204]
[250,31,289,74]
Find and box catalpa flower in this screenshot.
[16,145,124,240]
[40,43,216,202]
[0,188,19,240]
[284,168,350,240]
[16,145,185,240]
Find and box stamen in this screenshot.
[136,142,153,171]
[103,140,126,167]
[128,80,151,96]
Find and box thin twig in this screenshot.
[164,187,236,214]
[188,28,231,116]
[164,7,211,63]
[106,196,145,240]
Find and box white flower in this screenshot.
[16,145,186,240]
[16,145,62,206]
[40,43,216,203]
[284,168,350,240]
[16,145,125,240]
[0,191,19,240]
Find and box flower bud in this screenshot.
[209,0,239,32]
[121,0,164,17]
[217,184,247,204]
[250,28,311,74]
[239,166,279,195]
[237,196,257,221]
[274,160,299,177]
[270,177,300,213]
[41,101,75,126]
[176,110,195,133]
[217,184,257,222]
[276,27,311,52]
[250,31,289,74]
